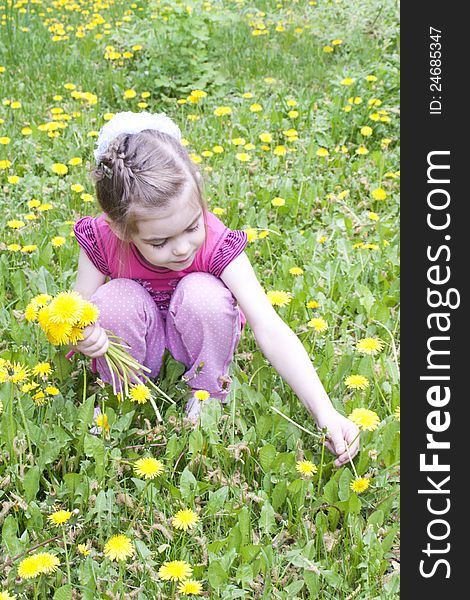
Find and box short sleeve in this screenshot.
[74,216,111,276]
[208,230,248,277]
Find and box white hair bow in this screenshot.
[94,111,182,162]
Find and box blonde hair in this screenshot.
[89,129,206,277]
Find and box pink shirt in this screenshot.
[74,211,248,322]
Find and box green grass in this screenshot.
[0,0,399,598]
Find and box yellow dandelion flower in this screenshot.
[236,153,251,162]
[213,207,225,215]
[316,147,329,157]
[71,183,84,193]
[51,236,66,247]
[356,146,369,155]
[51,163,68,175]
[45,386,59,396]
[0,137,10,145]
[371,188,387,200]
[171,508,200,531]
[32,362,52,378]
[95,413,109,432]
[295,460,317,477]
[340,77,355,86]
[6,362,30,384]
[21,245,38,253]
[158,560,193,582]
[194,390,210,401]
[249,103,262,112]
[134,457,164,479]
[0,590,17,600]
[129,383,151,404]
[48,291,85,325]
[273,145,287,156]
[76,302,99,327]
[45,322,73,345]
[350,477,370,493]
[289,267,303,275]
[103,534,134,562]
[24,304,38,322]
[360,126,373,137]
[307,318,328,333]
[356,337,384,354]
[68,157,82,166]
[68,327,85,345]
[266,290,292,307]
[7,220,25,229]
[271,196,285,207]
[213,106,232,117]
[77,543,90,556]
[306,300,320,309]
[368,212,380,221]
[48,510,72,526]
[33,552,60,575]
[323,45,333,53]
[344,374,370,390]
[244,228,258,243]
[259,132,272,143]
[7,244,21,252]
[366,75,378,82]
[177,580,203,595]
[123,89,137,99]
[18,555,42,579]
[348,408,381,431]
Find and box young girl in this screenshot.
[69,111,359,467]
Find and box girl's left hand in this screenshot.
[315,409,360,468]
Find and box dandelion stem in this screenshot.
[16,393,33,457]
[372,319,400,378]
[62,525,72,585]
[270,406,320,438]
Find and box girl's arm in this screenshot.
[221,252,360,467]
[74,248,107,300]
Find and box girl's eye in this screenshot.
[150,223,199,248]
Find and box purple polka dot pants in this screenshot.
[88,273,242,401]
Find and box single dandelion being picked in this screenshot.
[348,408,381,431]
[350,477,371,494]
[171,509,200,531]
[158,560,193,582]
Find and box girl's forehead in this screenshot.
[135,194,202,239]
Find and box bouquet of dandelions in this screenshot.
[24,291,173,421]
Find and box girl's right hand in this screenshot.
[72,324,109,358]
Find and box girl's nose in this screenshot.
[172,240,190,256]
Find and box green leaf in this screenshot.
[238,506,251,545]
[285,580,304,594]
[22,466,40,503]
[83,434,105,480]
[2,515,24,555]
[179,467,198,503]
[206,486,229,515]
[304,568,321,597]
[259,443,277,471]
[271,480,287,511]
[259,500,275,535]
[338,468,353,501]
[208,560,228,588]
[53,584,73,600]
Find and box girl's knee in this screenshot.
[171,273,235,316]
[91,278,152,305]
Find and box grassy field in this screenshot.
[0,0,400,598]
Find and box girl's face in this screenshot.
[131,186,205,271]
